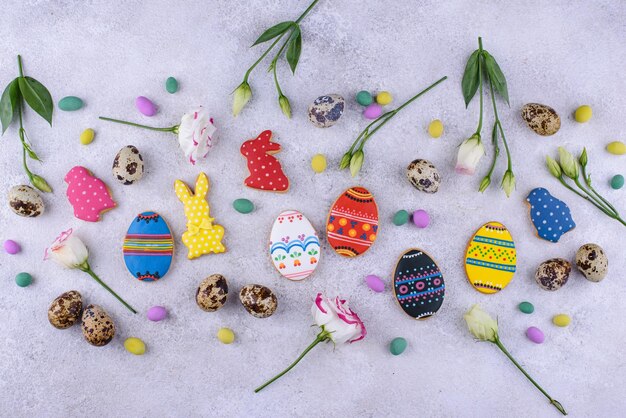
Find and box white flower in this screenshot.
[463,304,498,342]
[44,229,89,269]
[455,134,485,175]
[177,107,217,165]
[312,293,366,344]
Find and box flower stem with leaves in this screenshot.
[0,55,54,192]
[232,0,319,118]
[339,76,448,177]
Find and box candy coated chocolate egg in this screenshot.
[526,326,545,344]
[233,198,254,214]
[196,274,229,312]
[376,91,393,105]
[58,96,83,111]
[606,141,626,155]
[269,210,320,281]
[311,154,327,173]
[365,274,384,292]
[80,128,95,145]
[611,174,624,189]
[428,119,444,138]
[518,301,534,314]
[535,258,570,291]
[147,306,167,322]
[412,210,429,228]
[81,305,115,347]
[135,96,157,116]
[123,211,174,281]
[326,187,379,257]
[48,290,83,329]
[553,314,571,327]
[363,103,382,119]
[217,328,235,344]
[393,210,409,226]
[3,239,20,254]
[356,90,373,106]
[393,249,445,320]
[15,272,32,287]
[390,337,407,355]
[124,337,146,355]
[574,105,592,122]
[465,222,516,294]
[166,76,179,94]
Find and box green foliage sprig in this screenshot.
[232,0,319,118]
[0,55,53,192]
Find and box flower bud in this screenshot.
[579,147,588,168]
[500,170,515,197]
[349,150,364,177]
[455,133,485,175]
[478,176,491,192]
[232,81,252,117]
[464,304,498,343]
[30,174,52,193]
[278,95,291,119]
[558,147,578,179]
[545,156,562,178]
[339,152,352,170]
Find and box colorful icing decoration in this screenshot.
[464,222,517,294]
[326,187,379,257]
[240,130,289,192]
[174,172,225,259]
[64,166,116,222]
[526,188,575,242]
[269,210,320,281]
[393,249,445,320]
[123,211,174,282]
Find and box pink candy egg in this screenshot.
[147,306,167,322]
[3,239,21,254]
[365,274,385,292]
[526,326,545,344]
[412,209,430,228]
[363,103,383,119]
[135,96,157,116]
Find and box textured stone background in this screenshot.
[0,1,625,416]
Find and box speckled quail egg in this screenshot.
[48,290,83,329]
[521,103,561,136]
[535,258,571,291]
[239,284,277,318]
[112,145,144,185]
[575,243,608,282]
[406,159,441,193]
[196,274,228,312]
[8,185,45,217]
[81,305,115,347]
[307,94,345,128]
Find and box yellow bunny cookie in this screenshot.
[174,172,226,259]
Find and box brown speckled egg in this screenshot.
[239,284,277,318]
[196,274,228,312]
[535,258,571,291]
[112,145,144,185]
[307,94,345,128]
[81,305,115,346]
[575,243,608,282]
[48,290,83,329]
[8,185,45,217]
[521,103,561,136]
[406,159,441,193]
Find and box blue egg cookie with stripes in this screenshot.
[393,249,445,320]
[123,211,174,282]
[464,221,516,294]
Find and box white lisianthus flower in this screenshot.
[177,107,217,165]
[44,229,89,269]
[312,293,366,344]
[463,304,498,342]
[455,133,485,175]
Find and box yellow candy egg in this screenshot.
[80,128,95,145]
[376,91,393,106]
[124,337,146,355]
[217,327,235,344]
[574,105,592,123]
[606,141,626,155]
[553,314,571,327]
[311,154,327,173]
[428,119,444,138]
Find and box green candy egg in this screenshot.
[356,90,373,106]
[166,77,179,94]
[15,272,33,287]
[518,301,534,314]
[393,210,409,226]
[58,96,84,111]
[233,198,254,214]
[611,174,624,190]
[389,337,407,355]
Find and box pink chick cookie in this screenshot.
[64,166,116,222]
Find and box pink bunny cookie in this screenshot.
[64,166,116,222]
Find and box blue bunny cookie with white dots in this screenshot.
[526,188,575,243]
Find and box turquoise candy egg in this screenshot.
[393,210,409,226]
[233,198,254,214]
[389,337,407,355]
[58,96,84,111]
[611,174,624,190]
[518,301,534,314]
[166,77,179,94]
[15,272,33,287]
[356,90,373,106]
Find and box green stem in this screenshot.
[255,331,328,393]
[487,78,512,170]
[16,101,32,178]
[574,178,614,214]
[475,37,484,134]
[494,338,567,415]
[79,263,137,314]
[272,62,283,96]
[581,165,618,213]
[483,123,500,180]
[99,117,178,133]
[17,55,24,77]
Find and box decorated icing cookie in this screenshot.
[326,187,378,257]
[123,211,174,282]
[526,188,575,243]
[240,130,289,192]
[174,173,225,259]
[465,222,517,294]
[269,210,320,281]
[393,249,445,320]
[64,166,116,222]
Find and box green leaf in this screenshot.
[286,26,302,74]
[18,76,53,125]
[252,21,294,46]
[0,78,20,134]
[461,50,481,107]
[483,51,509,105]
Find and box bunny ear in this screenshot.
[195,172,209,198]
[174,180,193,202]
